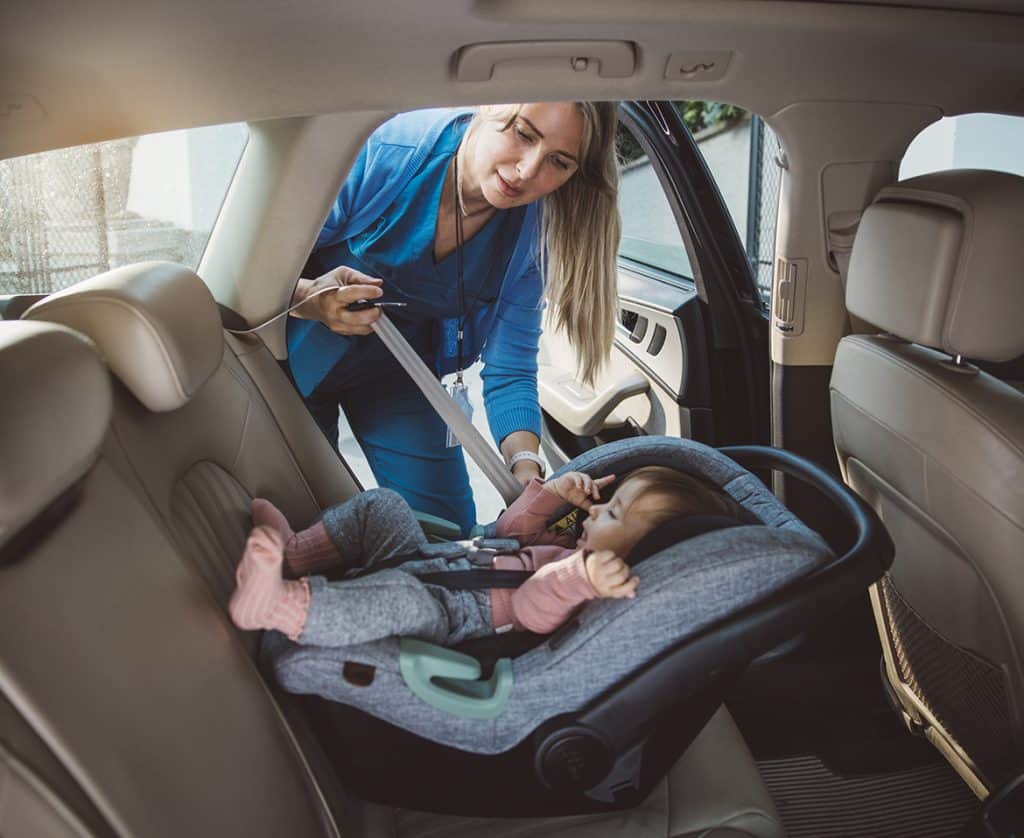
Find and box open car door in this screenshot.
[539,101,770,469]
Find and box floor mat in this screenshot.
[758,754,976,837]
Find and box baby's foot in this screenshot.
[251,498,295,542]
[229,526,309,639]
[251,498,341,577]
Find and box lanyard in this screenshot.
[453,151,467,385]
[452,148,494,385]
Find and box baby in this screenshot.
[229,466,740,648]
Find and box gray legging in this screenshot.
[297,488,494,650]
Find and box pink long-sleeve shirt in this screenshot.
[489,479,600,634]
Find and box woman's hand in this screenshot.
[500,431,544,487]
[290,266,384,335]
[585,550,639,599]
[511,459,542,486]
[543,471,615,509]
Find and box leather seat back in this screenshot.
[830,170,1024,795]
[25,262,360,652]
[0,320,341,837]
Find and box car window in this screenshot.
[0,123,248,296]
[616,122,694,279]
[900,113,1024,181]
[615,102,780,308]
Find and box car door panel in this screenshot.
[540,262,713,467]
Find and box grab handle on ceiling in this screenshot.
[455,40,636,81]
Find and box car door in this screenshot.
[538,101,770,470]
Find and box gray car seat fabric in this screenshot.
[266,437,832,754]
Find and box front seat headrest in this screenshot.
[846,169,1024,363]
[25,261,224,412]
[0,321,111,547]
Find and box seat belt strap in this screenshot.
[416,570,534,589]
[225,292,523,506]
[371,312,523,505]
[826,210,861,291]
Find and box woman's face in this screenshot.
[465,102,584,210]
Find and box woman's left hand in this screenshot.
[511,458,542,486]
[500,431,544,487]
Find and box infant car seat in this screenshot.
[262,436,892,817]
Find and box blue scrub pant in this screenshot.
[303,329,477,535]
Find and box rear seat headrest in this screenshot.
[846,169,1024,363]
[25,261,224,412]
[0,321,111,547]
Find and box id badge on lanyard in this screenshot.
[445,149,480,449]
[445,370,474,449]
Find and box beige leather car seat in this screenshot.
[23,262,785,837]
[0,320,343,837]
[25,262,361,656]
[830,170,1024,798]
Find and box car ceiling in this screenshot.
[3,0,1024,160]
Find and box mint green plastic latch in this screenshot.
[399,637,513,720]
[413,510,463,541]
[413,510,488,542]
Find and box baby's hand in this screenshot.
[543,471,616,509]
[585,550,639,599]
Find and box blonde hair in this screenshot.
[468,103,621,386]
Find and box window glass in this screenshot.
[0,123,248,295]
[615,103,780,308]
[900,113,1024,180]
[616,123,693,279]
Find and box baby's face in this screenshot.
[577,479,665,557]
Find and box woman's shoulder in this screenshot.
[370,108,474,153]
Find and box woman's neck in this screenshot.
[454,138,492,217]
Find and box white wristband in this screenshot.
[508,450,546,478]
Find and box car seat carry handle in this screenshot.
[719,445,890,564]
[399,638,514,720]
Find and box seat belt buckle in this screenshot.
[468,537,521,566]
[416,541,471,560]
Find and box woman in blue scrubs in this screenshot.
[287,103,621,534]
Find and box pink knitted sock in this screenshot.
[251,498,294,541]
[251,499,344,578]
[229,525,310,641]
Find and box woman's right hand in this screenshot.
[290,266,385,335]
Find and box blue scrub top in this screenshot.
[309,119,526,374]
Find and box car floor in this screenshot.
[758,753,974,838]
[729,644,977,836]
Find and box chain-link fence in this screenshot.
[0,137,223,296]
[747,117,783,310]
